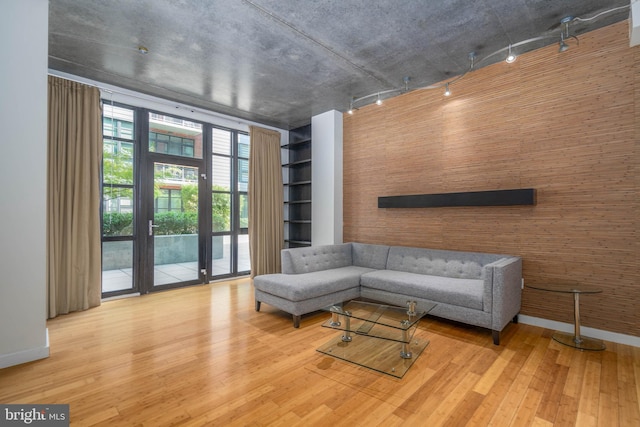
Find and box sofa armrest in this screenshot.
[489,257,522,331]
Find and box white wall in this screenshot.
[0,0,49,368]
[311,110,343,245]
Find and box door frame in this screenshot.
[136,111,209,294]
[101,105,251,297]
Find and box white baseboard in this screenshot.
[519,315,640,348]
[0,329,50,369]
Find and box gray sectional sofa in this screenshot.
[253,242,522,345]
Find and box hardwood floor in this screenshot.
[1,278,639,426]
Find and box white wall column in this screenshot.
[311,110,343,245]
[0,0,49,368]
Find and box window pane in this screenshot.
[238,234,250,272]
[238,133,250,158]
[103,187,133,236]
[212,235,230,275]
[148,112,202,158]
[213,128,231,155]
[103,105,134,140]
[103,140,134,185]
[239,193,248,229]
[102,241,133,292]
[238,158,249,192]
[212,155,231,190]
[212,192,231,232]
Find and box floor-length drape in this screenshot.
[47,76,102,318]
[248,126,284,278]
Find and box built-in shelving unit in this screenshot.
[283,124,311,247]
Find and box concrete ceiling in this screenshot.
[49,1,630,129]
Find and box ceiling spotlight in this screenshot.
[558,35,569,52]
[444,83,451,97]
[468,52,476,70]
[138,45,149,54]
[506,44,517,63]
[403,76,411,92]
[558,16,573,53]
[376,93,382,105]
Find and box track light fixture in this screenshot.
[559,33,570,52]
[345,7,623,114]
[558,16,578,53]
[505,44,517,63]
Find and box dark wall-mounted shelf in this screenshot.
[378,188,536,208]
[283,124,312,247]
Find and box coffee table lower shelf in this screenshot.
[316,330,430,379]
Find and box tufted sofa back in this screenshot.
[281,243,353,274]
[386,246,505,279]
[352,243,390,269]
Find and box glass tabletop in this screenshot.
[317,299,436,378]
[320,300,436,343]
[525,283,603,294]
[322,300,434,330]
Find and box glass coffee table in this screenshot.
[317,300,436,378]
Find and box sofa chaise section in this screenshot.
[253,243,389,327]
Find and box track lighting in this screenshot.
[506,44,517,63]
[345,7,620,113]
[558,16,575,52]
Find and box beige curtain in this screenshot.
[248,126,284,278]
[47,76,103,318]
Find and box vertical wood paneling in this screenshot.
[343,21,639,337]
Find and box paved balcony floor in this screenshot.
[102,243,250,293]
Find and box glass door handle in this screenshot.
[148,220,160,236]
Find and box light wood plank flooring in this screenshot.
[1,278,639,426]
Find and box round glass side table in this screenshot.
[526,283,606,351]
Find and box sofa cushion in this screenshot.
[386,246,502,280]
[360,269,484,310]
[282,243,353,274]
[254,266,373,302]
[351,243,390,269]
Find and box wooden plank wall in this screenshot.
[343,21,639,338]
